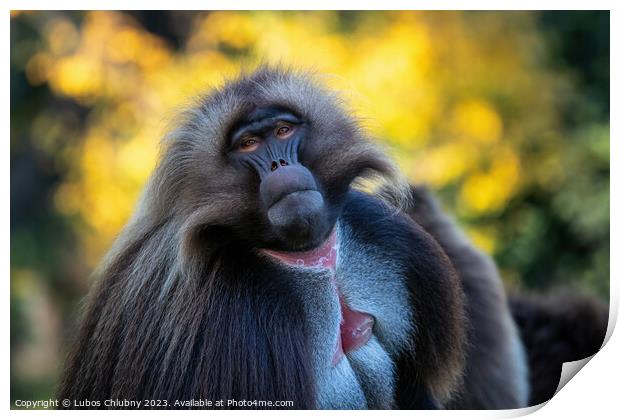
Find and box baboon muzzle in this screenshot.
[259,164,328,248]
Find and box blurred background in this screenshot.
[10,11,609,403]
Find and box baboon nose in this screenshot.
[260,164,318,208]
[270,159,290,171]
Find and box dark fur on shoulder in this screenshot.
[396,185,529,408]
[342,191,467,406]
[386,184,608,408]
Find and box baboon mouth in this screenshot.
[263,227,338,267]
[268,188,318,209]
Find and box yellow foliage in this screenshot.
[44,17,79,55]
[49,55,102,100]
[465,226,497,254]
[192,11,258,50]
[25,53,53,86]
[412,143,478,187]
[459,146,521,214]
[106,29,144,63]
[452,99,503,144]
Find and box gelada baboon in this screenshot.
[58,67,607,409]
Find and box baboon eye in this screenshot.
[239,137,261,152]
[275,124,295,139]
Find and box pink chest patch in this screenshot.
[262,230,374,366]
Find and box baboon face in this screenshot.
[162,68,396,252]
[226,105,335,250]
